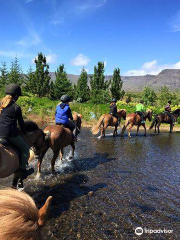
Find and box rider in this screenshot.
[55,95,79,141]
[0,84,33,182]
[164,100,175,124]
[109,98,120,125]
[135,100,146,123]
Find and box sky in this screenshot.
[0,0,180,76]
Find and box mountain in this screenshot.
[49,69,180,92]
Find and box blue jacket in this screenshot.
[55,103,73,124]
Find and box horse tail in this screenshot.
[149,116,157,130]
[92,115,105,135]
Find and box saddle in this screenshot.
[0,138,21,159]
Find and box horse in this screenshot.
[0,189,52,240]
[91,109,127,137]
[120,110,153,137]
[0,121,49,188]
[37,113,82,174]
[149,109,180,133]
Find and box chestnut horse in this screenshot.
[37,113,82,174]
[149,109,180,133]
[0,121,48,187]
[91,109,126,137]
[120,110,152,137]
[0,189,52,240]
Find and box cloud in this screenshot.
[50,17,64,26]
[0,50,33,59]
[104,60,107,67]
[77,0,107,12]
[26,0,34,3]
[124,60,180,76]
[169,10,180,32]
[16,31,41,47]
[71,54,90,66]
[32,53,58,64]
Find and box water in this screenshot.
[1,128,180,240]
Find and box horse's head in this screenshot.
[172,108,180,116]
[23,121,49,158]
[146,109,153,121]
[0,189,52,240]
[73,112,82,132]
[117,109,127,120]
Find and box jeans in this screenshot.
[165,111,175,123]
[8,135,30,170]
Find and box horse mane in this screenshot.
[0,189,42,240]
[24,120,39,132]
[172,108,180,115]
[117,109,126,113]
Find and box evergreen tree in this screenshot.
[75,68,90,102]
[8,57,24,85]
[90,62,107,90]
[52,64,73,99]
[159,86,172,106]
[110,68,125,100]
[142,87,157,105]
[26,53,51,97]
[0,62,8,89]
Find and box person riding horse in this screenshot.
[164,100,175,124]
[55,95,79,141]
[135,100,146,123]
[109,98,120,126]
[0,84,33,184]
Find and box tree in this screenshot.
[8,57,24,85]
[51,64,73,100]
[126,94,132,103]
[142,87,157,105]
[75,68,90,102]
[110,68,125,100]
[0,62,8,89]
[90,62,110,103]
[26,53,51,97]
[159,86,172,106]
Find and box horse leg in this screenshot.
[70,142,75,159]
[51,151,59,174]
[136,125,140,136]
[113,126,117,137]
[142,124,146,136]
[37,144,49,175]
[11,172,20,189]
[154,122,157,133]
[60,148,64,162]
[128,124,133,137]
[157,123,161,133]
[170,123,173,133]
[120,122,129,137]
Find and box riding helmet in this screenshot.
[60,95,71,103]
[111,98,117,103]
[140,100,144,104]
[5,84,23,96]
[168,100,172,104]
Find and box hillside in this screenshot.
[49,69,180,92]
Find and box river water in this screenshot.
[0,128,180,240]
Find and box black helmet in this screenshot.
[168,100,171,104]
[60,95,71,103]
[5,84,22,96]
[111,98,117,103]
[140,100,144,104]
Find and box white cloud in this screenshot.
[169,10,180,32]
[71,54,90,66]
[77,0,107,12]
[0,50,33,59]
[32,53,58,64]
[124,60,180,76]
[104,60,107,67]
[26,0,34,3]
[16,31,41,48]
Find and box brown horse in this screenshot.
[91,109,127,137]
[0,189,52,240]
[37,113,82,174]
[120,110,153,137]
[149,109,180,133]
[0,121,49,187]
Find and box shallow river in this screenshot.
[0,128,180,240]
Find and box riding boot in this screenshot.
[11,171,21,189]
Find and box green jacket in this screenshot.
[136,103,146,112]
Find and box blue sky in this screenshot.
[0,0,180,75]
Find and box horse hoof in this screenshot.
[36,173,41,179]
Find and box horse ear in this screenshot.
[78,114,82,118]
[38,196,52,227]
